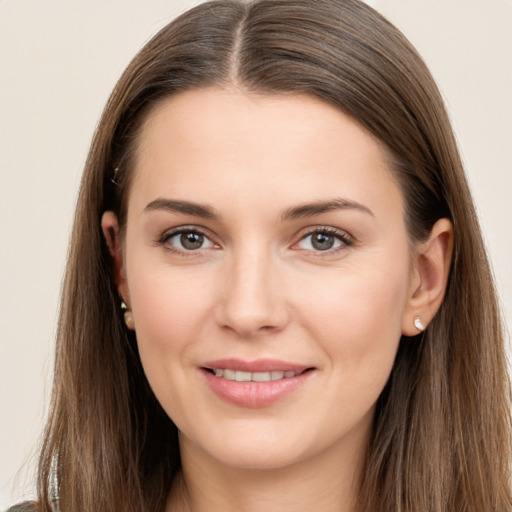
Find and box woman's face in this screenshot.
[117,88,419,470]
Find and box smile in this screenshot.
[201,359,315,407]
[209,369,303,381]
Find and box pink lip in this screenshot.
[201,358,314,408]
[202,358,311,373]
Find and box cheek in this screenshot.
[126,262,216,364]
[293,259,409,384]
[299,266,407,339]
[296,270,407,435]
[126,264,219,422]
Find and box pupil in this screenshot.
[312,233,334,251]
[181,232,203,250]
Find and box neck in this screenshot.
[166,432,367,512]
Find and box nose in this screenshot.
[214,248,290,338]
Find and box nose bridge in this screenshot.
[216,242,288,336]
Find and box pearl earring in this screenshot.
[413,315,425,332]
[121,301,135,330]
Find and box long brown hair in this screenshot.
[33,1,511,511]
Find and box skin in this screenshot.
[102,88,453,512]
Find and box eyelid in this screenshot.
[156,224,354,256]
[158,225,220,253]
[291,226,355,253]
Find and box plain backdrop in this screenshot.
[1,0,511,508]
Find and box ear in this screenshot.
[402,218,454,336]
[101,211,130,306]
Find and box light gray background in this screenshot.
[1,0,511,508]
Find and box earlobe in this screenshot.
[402,218,454,336]
[101,211,130,305]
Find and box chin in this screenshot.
[180,420,317,471]
[206,443,307,471]
[180,414,363,474]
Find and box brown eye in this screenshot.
[311,232,335,251]
[180,232,204,250]
[164,229,216,252]
[295,229,351,253]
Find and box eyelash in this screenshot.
[158,226,217,256]
[293,227,354,256]
[157,226,354,256]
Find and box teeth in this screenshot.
[211,369,299,381]
[235,371,252,382]
[223,369,236,380]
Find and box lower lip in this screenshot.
[202,369,313,408]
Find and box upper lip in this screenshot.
[202,358,313,373]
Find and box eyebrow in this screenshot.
[281,198,374,221]
[143,197,373,221]
[144,198,220,219]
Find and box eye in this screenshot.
[162,229,217,251]
[295,229,352,252]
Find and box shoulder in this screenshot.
[5,502,37,512]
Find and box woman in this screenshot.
[9,0,511,511]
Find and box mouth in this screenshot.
[203,367,311,382]
[201,359,316,407]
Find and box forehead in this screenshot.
[129,87,403,219]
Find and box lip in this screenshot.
[201,358,315,408]
[202,358,311,373]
